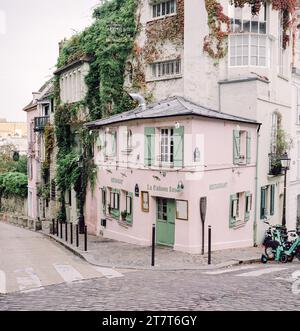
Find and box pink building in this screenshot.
[86,97,260,253]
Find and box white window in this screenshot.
[105,130,117,157]
[151,59,181,79]
[278,11,289,76]
[160,128,174,165]
[229,4,268,67]
[152,0,176,19]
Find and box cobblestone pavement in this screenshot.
[43,229,262,270]
[1,262,300,311]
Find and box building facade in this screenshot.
[87,97,259,252]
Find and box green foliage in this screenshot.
[0,144,28,175]
[57,0,138,120]
[0,172,28,198]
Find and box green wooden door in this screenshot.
[156,198,175,247]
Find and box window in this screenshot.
[260,185,275,219]
[127,129,133,151]
[230,192,251,227]
[105,130,117,157]
[151,59,181,79]
[101,187,106,212]
[270,112,279,154]
[152,0,176,18]
[233,129,251,165]
[229,4,268,67]
[278,11,289,76]
[157,198,168,221]
[109,189,120,219]
[160,128,174,165]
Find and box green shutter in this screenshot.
[270,185,275,216]
[126,192,133,225]
[144,127,155,166]
[229,194,237,228]
[260,187,266,220]
[246,131,251,164]
[245,192,251,222]
[233,130,240,164]
[174,126,184,168]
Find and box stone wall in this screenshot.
[0,196,27,215]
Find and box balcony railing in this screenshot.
[34,116,49,132]
[269,153,283,176]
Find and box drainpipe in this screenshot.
[129,93,146,111]
[253,123,262,247]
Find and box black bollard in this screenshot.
[52,219,55,235]
[56,219,59,237]
[65,222,68,242]
[70,223,73,245]
[76,224,79,248]
[60,222,63,239]
[208,225,212,265]
[151,224,156,267]
[84,225,88,252]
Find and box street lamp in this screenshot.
[281,152,291,227]
[78,155,85,234]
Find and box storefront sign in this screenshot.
[111,178,123,185]
[147,184,180,193]
[209,182,227,190]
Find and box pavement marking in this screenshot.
[236,267,288,277]
[54,264,83,283]
[93,267,124,279]
[204,265,257,275]
[0,270,6,294]
[15,268,43,292]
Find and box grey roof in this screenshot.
[86,96,259,128]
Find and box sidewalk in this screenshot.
[41,228,262,271]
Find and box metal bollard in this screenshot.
[208,225,212,265]
[70,223,73,245]
[52,219,55,235]
[60,222,63,239]
[65,222,68,242]
[56,219,59,237]
[151,224,156,267]
[84,225,88,252]
[76,224,79,248]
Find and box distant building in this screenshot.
[0,120,27,154]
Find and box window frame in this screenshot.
[160,127,174,167]
[228,3,269,68]
[150,59,181,80]
[151,0,177,19]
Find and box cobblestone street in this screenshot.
[1,263,300,311]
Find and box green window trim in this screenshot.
[109,189,120,219]
[270,184,275,216]
[229,194,238,228]
[125,192,133,225]
[101,187,107,212]
[246,131,251,164]
[233,130,240,165]
[144,127,155,167]
[260,187,267,220]
[245,192,251,222]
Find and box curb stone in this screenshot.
[42,232,261,271]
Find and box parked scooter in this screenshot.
[262,221,300,263]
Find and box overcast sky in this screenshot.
[0,0,101,122]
